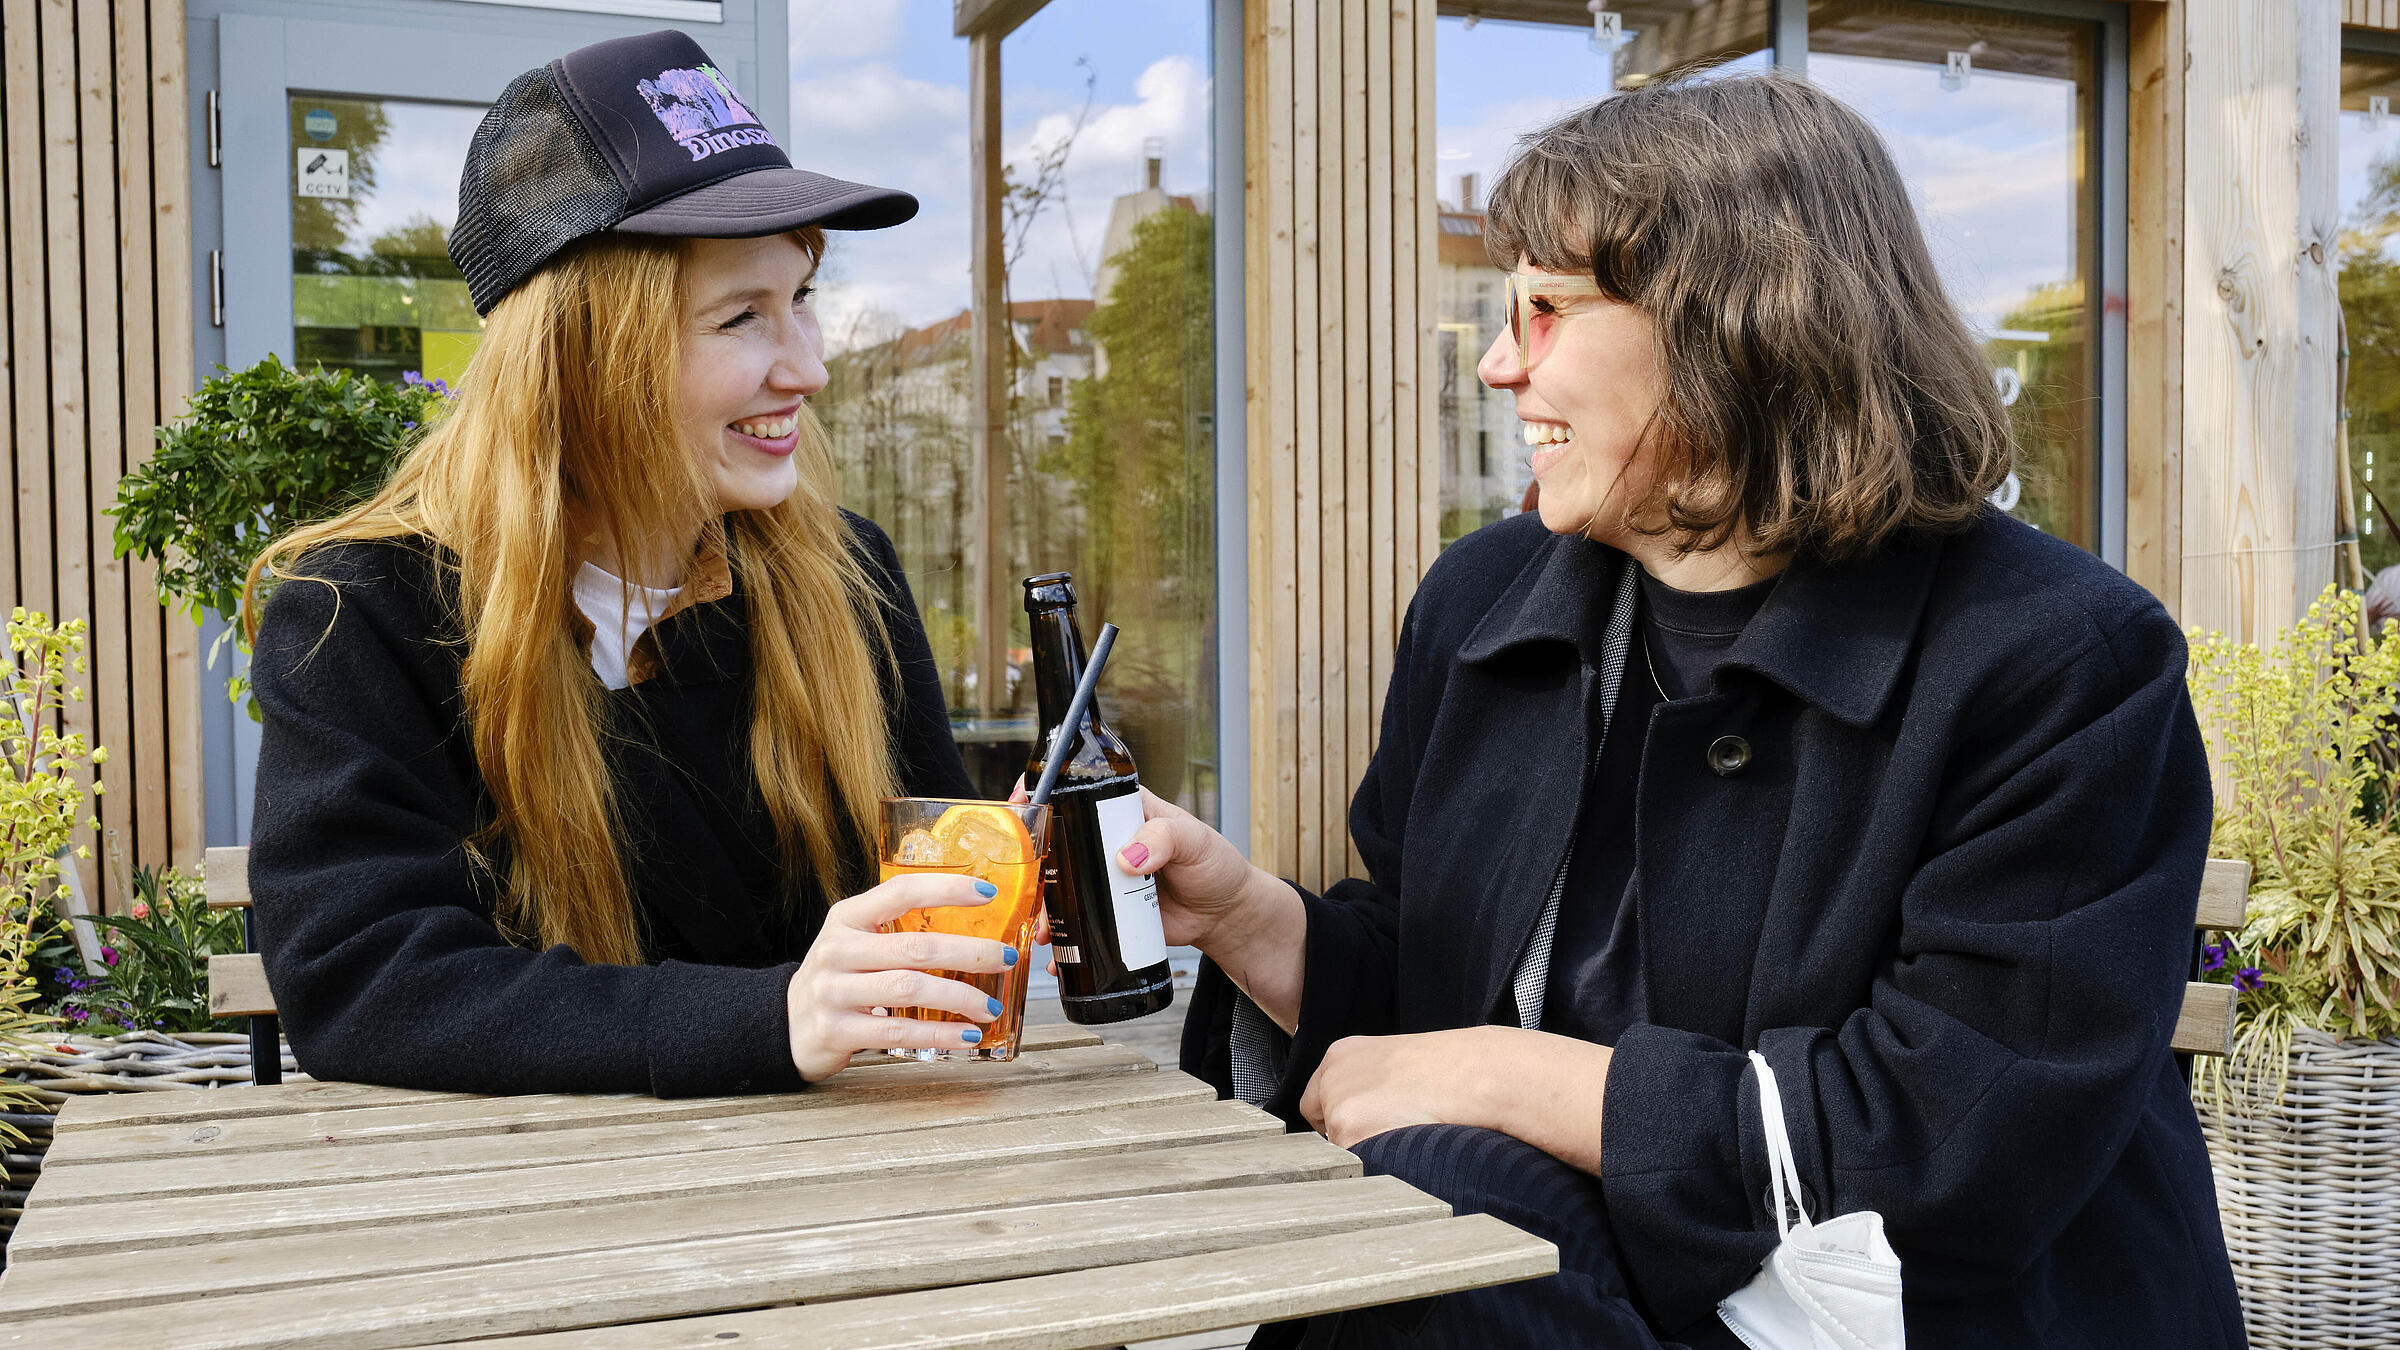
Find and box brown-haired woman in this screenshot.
[1125,72,2246,1348]
[247,31,1010,1095]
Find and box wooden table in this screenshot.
[0,1023,1554,1349]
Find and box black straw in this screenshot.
[1028,622,1119,808]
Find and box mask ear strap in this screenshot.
[1748,1050,1812,1240]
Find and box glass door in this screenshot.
[288,97,489,388]
[207,11,737,843]
[1808,0,2113,555]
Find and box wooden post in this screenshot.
[969,31,1006,718]
[1246,0,1439,889]
[2126,0,2185,613]
[2177,0,2340,643]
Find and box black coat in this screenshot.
[1185,508,2246,1347]
[248,513,973,1099]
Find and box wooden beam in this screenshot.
[2296,0,2341,617]
[2125,0,2184,610]
[153,0,202,869]
[968,31,1005,719]
[952,0,1049,41]
[2179,0,2339,642]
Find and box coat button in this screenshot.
[1708,735,1751,777]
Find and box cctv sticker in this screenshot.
[296,148,349,199]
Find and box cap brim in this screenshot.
[612,167,918,237]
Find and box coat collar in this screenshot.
[1456,523,1944,727]
[565,528,737,688]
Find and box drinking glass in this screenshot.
[876,798,1051,1061]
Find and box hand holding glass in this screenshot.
[876,798,1051,1061]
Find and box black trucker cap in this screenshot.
[448,29,919,315]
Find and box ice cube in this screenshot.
[893,829,949,865]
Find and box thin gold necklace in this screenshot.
[1639,626,1670,701]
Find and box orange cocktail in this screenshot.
[876,798,1051,1061]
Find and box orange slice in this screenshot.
[930,803,1035,874]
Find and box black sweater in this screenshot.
[247,512,973,1098]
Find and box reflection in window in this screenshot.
[288,98,487,386]
[1811,2,2102,553]
[2341,49,2400,575]
[1433,4,1769,549]
[802,1,1218,822]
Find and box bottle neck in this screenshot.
[1026,606,1090,726]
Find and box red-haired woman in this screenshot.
[248,31,1010,1095]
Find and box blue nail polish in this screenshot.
[1002,945,1020,967]
[974,880,998,898]
[960,1027,983,1044]
[987,997,1004,1017]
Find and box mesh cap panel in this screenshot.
[449,69,629,316]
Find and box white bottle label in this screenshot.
[1093,789,1168,970]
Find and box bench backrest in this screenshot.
[203,846,272,1019]
[197,847,2256,1055]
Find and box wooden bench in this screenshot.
[201,846,281,1086]
[2173,858,2252,1058]
[204,847,2257,1085]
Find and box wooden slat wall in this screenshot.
[2346,1,2400,33]
[1,0,201,908]
[1245,0,1437,890]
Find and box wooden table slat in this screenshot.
[6,1097,1281,1260]
[34,1069,1207,1205]
[436,1215,1558,1350]
[44,1025,1109,1132]
[43,1043,1153,1167]
[0,1177,1451,1350]
[0,1133,1363,1319]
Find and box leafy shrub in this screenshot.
[2187,586,2400,1107]
[0,612,107,1147]
[109,357,445,711]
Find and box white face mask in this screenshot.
[1717,1050,1907,1350]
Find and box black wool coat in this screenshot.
[248,512,972,1099]
[1184,508,2247,1348]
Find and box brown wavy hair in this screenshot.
[1483,70,2012,561]
[248,229,898,965]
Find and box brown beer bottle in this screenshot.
[1022,573,1175,1023]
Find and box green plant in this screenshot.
[60,860,242,1035]
[0,611,107,1151]
[2187,586,2400,1109]
[109,356,445,712]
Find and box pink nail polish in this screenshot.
[1122,842,1150,869]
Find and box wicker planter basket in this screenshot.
[2202,1028,2400,1348]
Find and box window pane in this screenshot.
[1809,1,2102,552]
[289,97,487,386]
[2339,50,2400,574]
[798,1,1219,823]
[1433,5,1769,549]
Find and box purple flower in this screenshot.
[50,966,70,982]
[2234,967,2266,993]
[2201,941,2229,973]
[99,946,117,966]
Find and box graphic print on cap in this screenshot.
[637,64,777,162]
